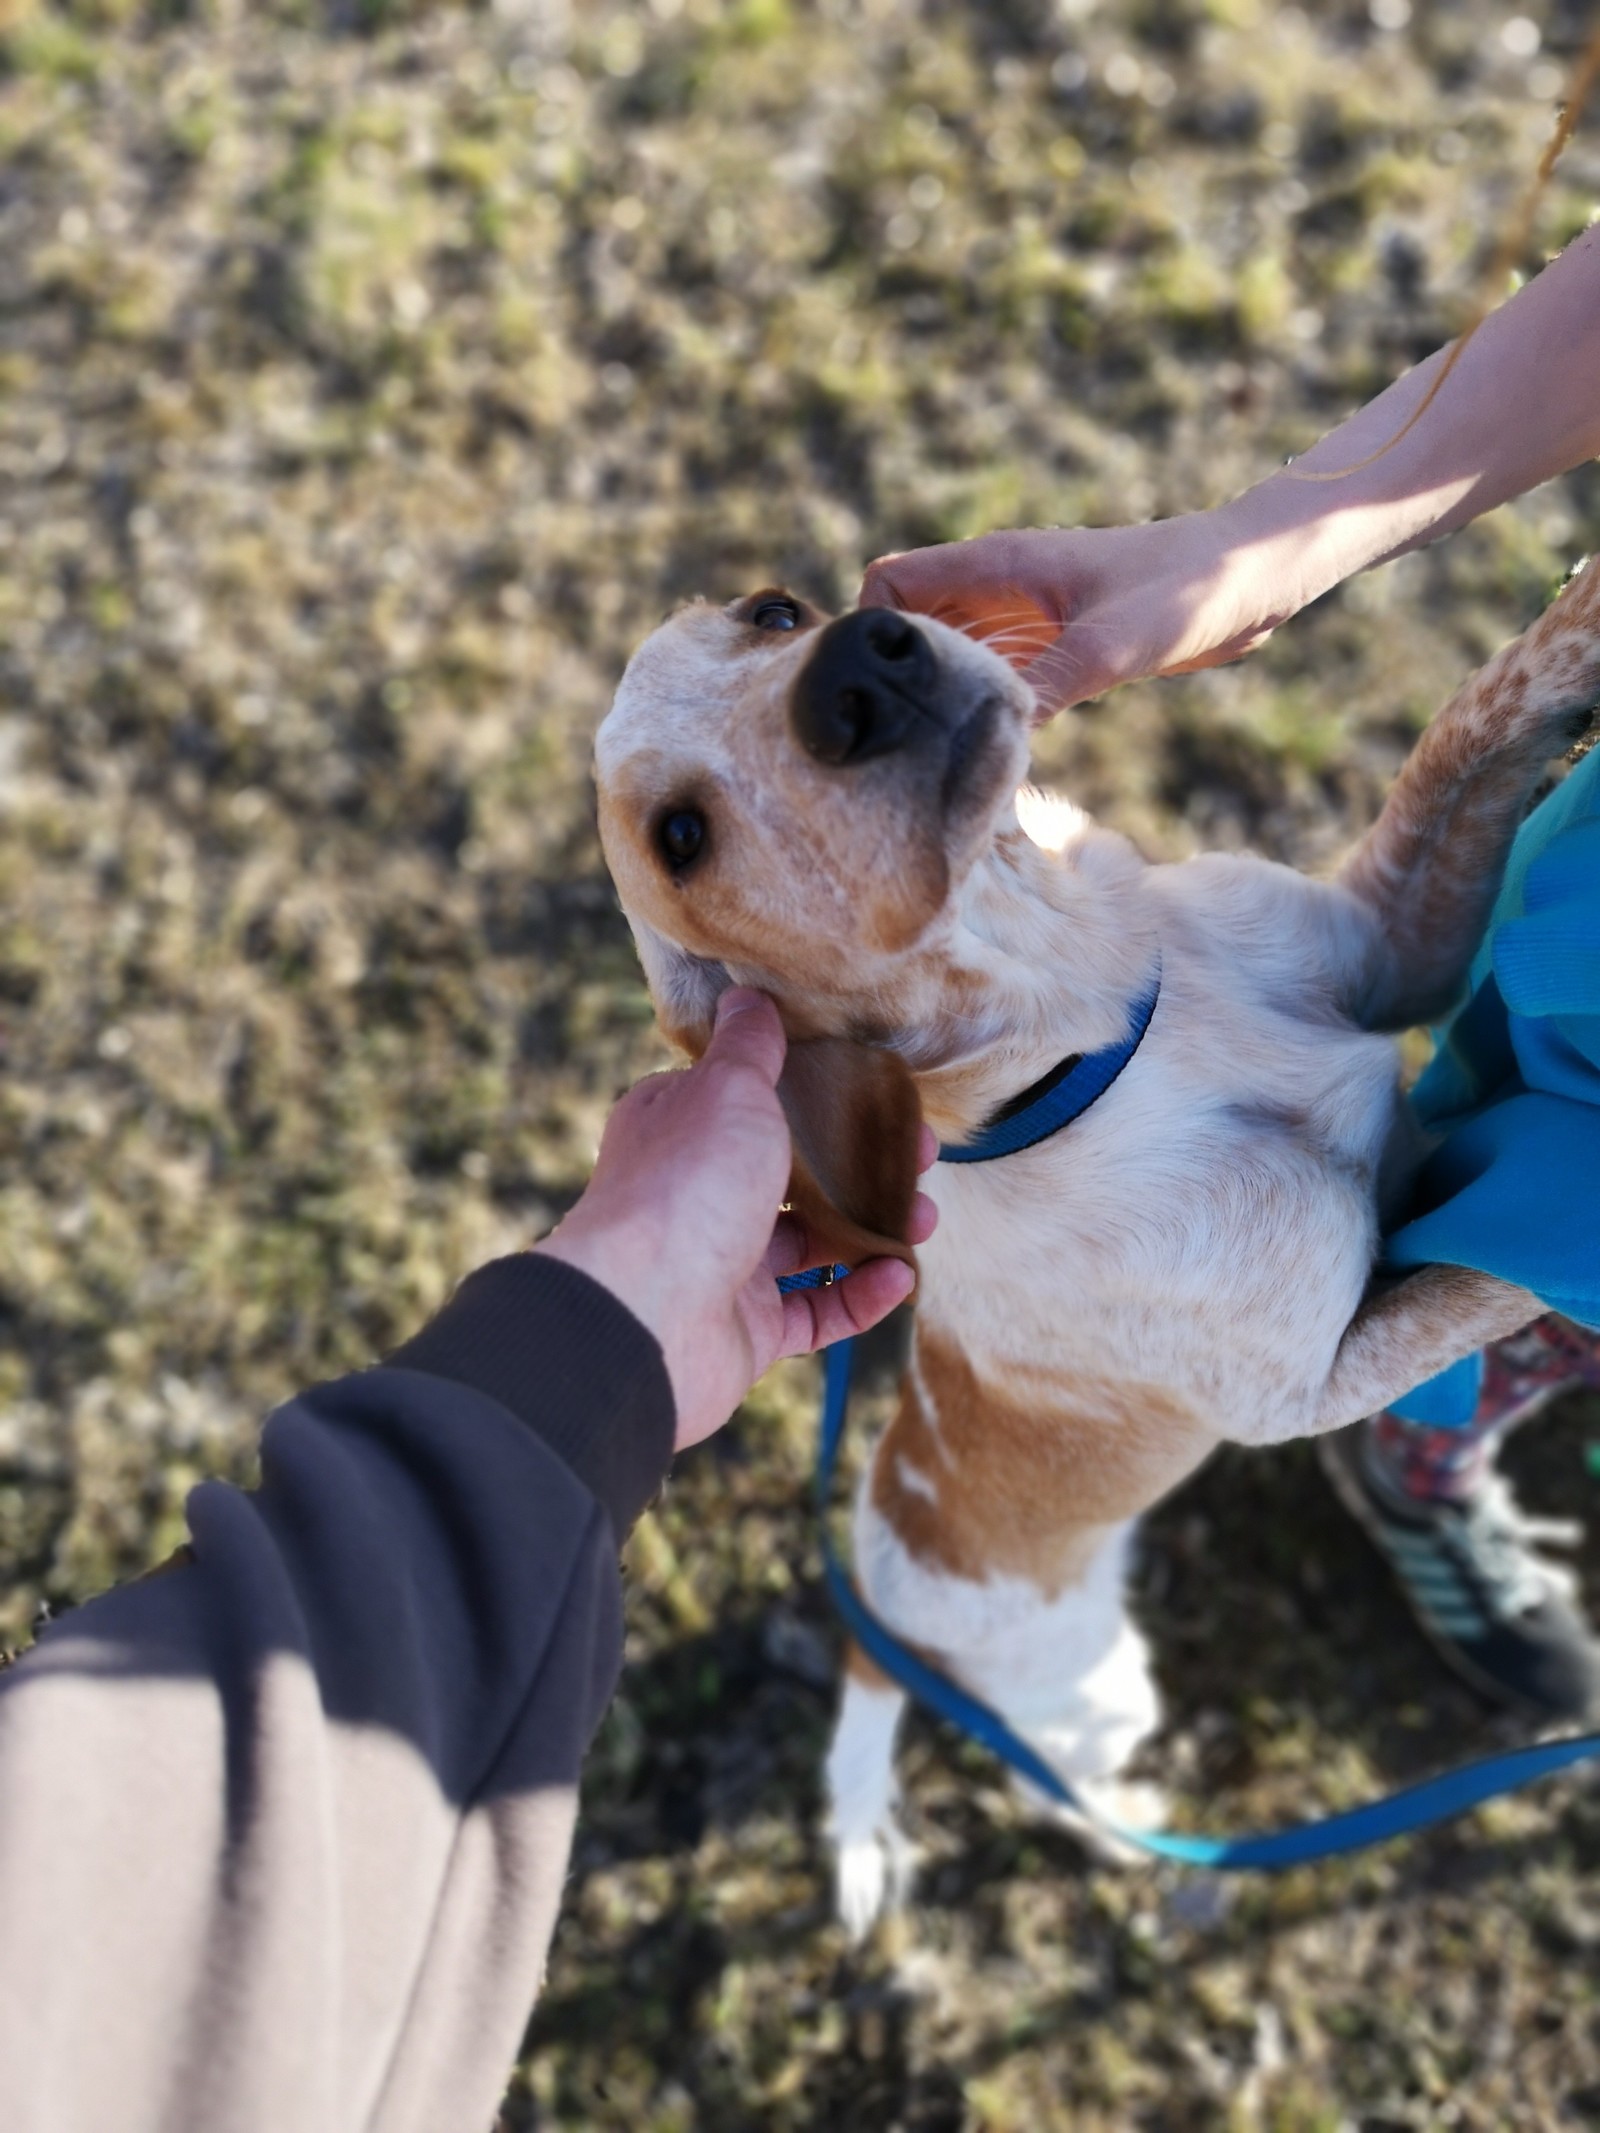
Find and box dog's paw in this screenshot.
[1012,1772,1169,1867]
[834,1824,918,1941]
[1087,1775,1169,1832]
[835,1837,891,1941]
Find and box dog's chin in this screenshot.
[940,690,1029,840]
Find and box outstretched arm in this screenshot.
[863,226,1600,712]
[0,992,933,2133]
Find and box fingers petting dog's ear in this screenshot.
[778,1037,923,1276]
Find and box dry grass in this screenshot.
[3,1,1600,2126]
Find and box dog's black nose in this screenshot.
[790,608,937,767]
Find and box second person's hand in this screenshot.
[860,510,1302,717]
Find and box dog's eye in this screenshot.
[750,596,800,632]
[658,809,707,869]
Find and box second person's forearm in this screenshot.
[1225,223,1600,602]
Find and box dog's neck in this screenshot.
[893,800,1158,1144]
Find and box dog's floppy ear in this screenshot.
[779,1038,922,1274]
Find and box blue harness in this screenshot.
[780,968,1600,1869]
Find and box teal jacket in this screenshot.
[1386,743,1600,1424]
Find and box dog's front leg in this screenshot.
[1310,1264,1541,1434]
[824,1646,914,1939]
[1340,555,1600,1030]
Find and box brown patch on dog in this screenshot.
[870,1327,1214,1595]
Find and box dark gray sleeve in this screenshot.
[0,1257,676,2133]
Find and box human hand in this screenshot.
[535,990,938,1450]
[862,226,1600,718]
[860,510,1306,716]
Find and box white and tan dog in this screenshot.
[595,567,1600,1931]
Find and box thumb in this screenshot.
[704,986,786,1086]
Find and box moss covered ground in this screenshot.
[3,0,1600,2125]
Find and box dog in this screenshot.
[593,563,1600,1932]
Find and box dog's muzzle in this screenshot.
[790,608,940,767]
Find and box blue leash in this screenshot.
[780,969,1600,1868]
[811,1337,1600,1870]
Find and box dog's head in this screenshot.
[595,589,1033,1264]
[597,590,1032,1039]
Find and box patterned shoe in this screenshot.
[1319,1401,1600,1724]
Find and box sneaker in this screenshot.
[1319,1418,1600,1724]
